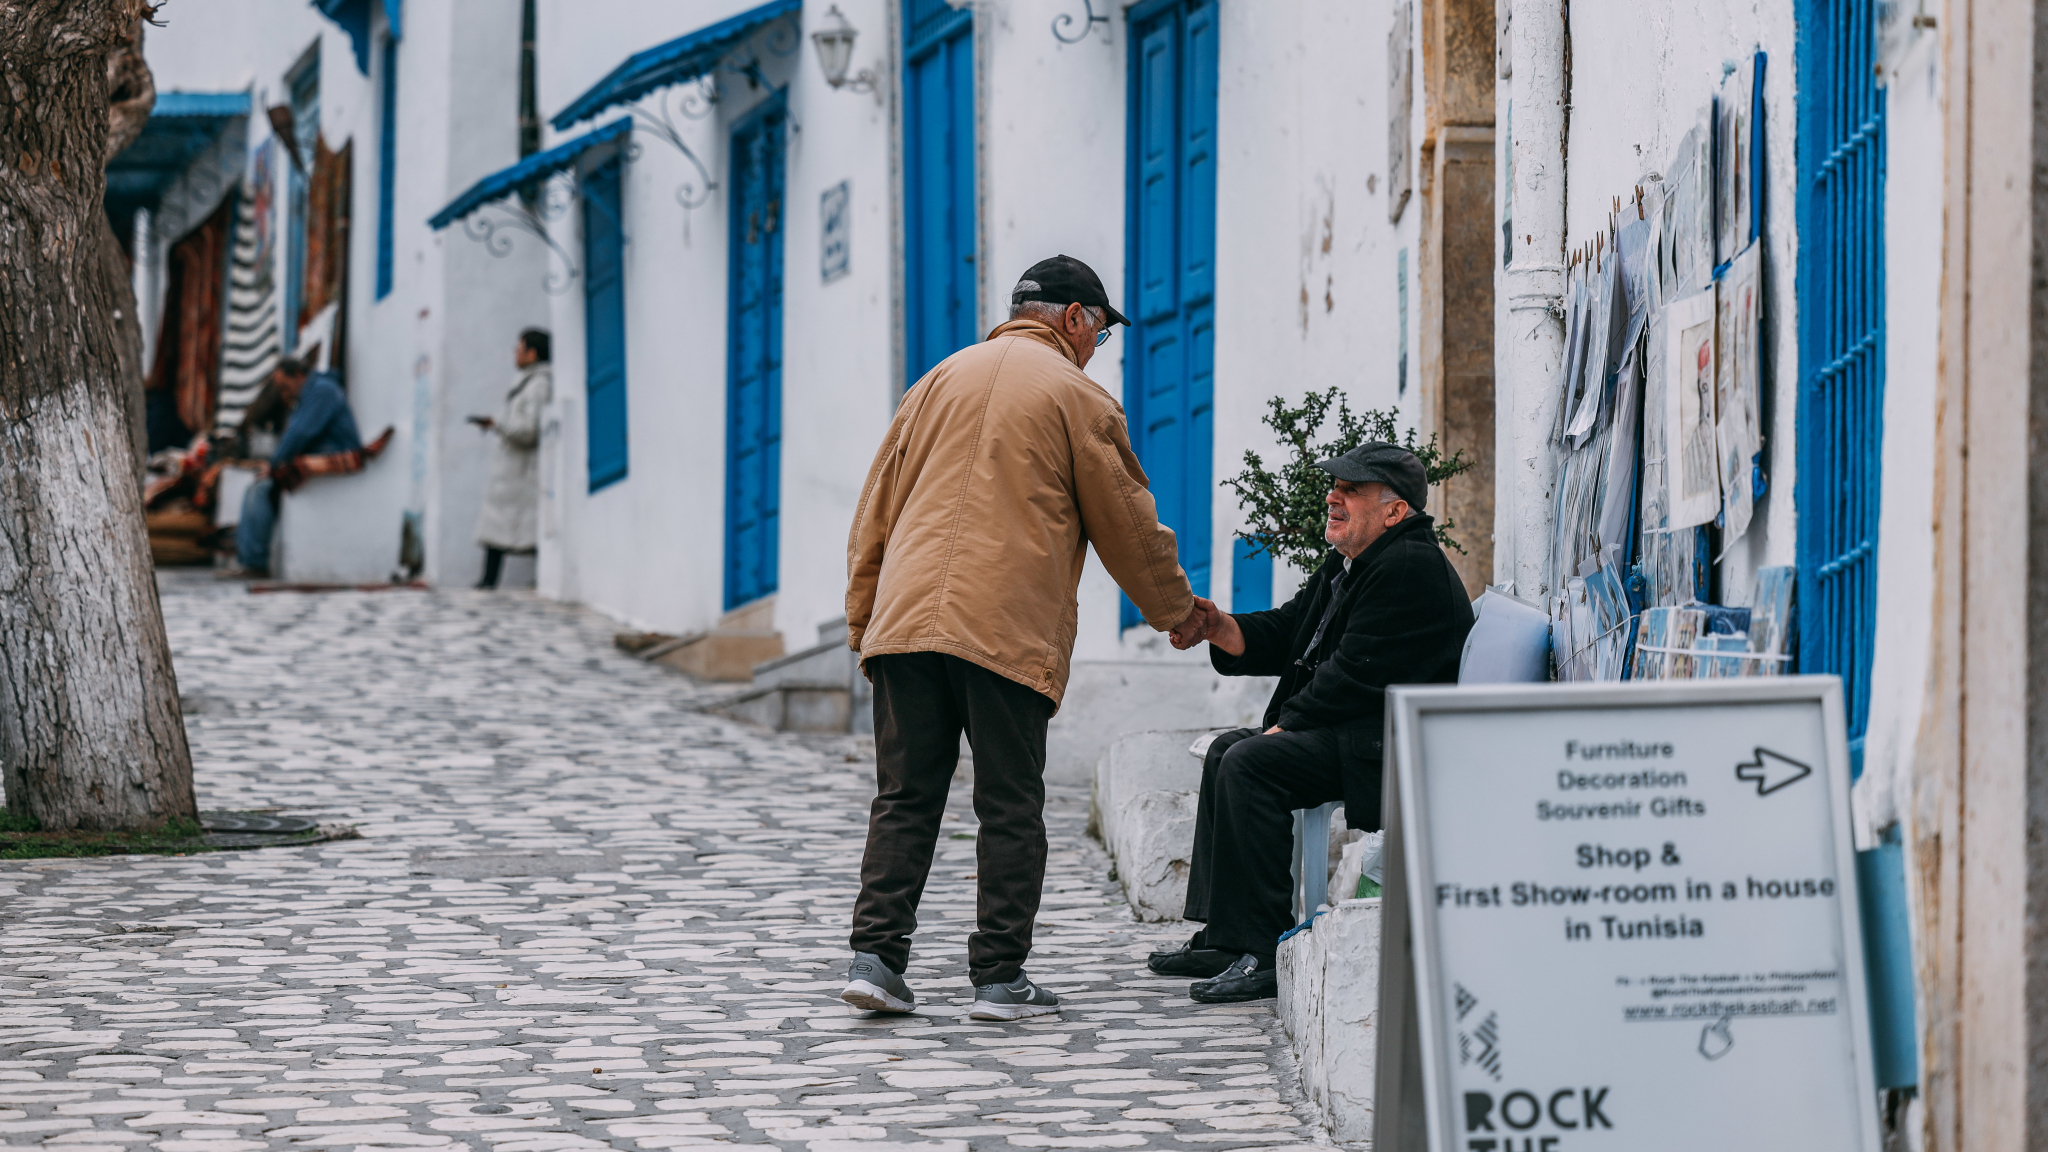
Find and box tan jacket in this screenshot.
[847,320,1195,707]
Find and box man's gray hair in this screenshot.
[1011,298,1104,326]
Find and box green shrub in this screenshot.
[1224,387,1473,575]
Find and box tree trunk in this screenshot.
[0,0,196,831]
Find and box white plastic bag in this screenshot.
[1331,830,1387,901]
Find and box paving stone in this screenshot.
[0,575,1322,1150]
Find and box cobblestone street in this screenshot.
[0,576,1317,1152]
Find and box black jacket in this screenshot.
[1211,513,1474,826]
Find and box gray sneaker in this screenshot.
[840,953,917,1014]
[968,973,1061,1020]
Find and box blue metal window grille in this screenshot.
[1795,3,1884,766]
[724,93,787,610]
[1122,0,1219,629]
[1797,0,1913,1091]
[375,34,398,300]
[902,0,977,389]
[582,154,629,492]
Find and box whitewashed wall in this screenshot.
[537,0,898,639]
[1861,25,1943,836]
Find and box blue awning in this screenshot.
[311,0,402,74]
[429,118,632,230]
[550,0,799,130]
[106,91,251,214]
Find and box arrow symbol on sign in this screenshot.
[1734,747,1812,796]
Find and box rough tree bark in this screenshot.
[102,12,151,477]
[0,0,197,830]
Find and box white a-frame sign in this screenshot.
[1374,677,1881,1152]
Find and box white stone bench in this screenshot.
[1090,728,1209,921]
[1278,897,1384,1145]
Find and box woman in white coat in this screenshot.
[471,329,553,588]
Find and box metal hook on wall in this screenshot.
[1051,0,1108,44]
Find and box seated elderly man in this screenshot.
[1155,442,1475,1002]
[230,356,363,578]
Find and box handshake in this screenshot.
[1169,596,1238,652]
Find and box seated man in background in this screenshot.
[230,356,362,578]
[1155,442,1474,1002]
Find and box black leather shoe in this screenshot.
[1147,934,1237,978]
[1190,953,1278,1003]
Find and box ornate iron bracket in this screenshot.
[628,80,720,211]
[1052,0,1108,43]
[460,172,581,295]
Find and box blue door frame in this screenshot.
[903,0,977,389]
[582,152,629,491]
[1796,0,1911,1089]
[725,91,787,610]
[1123,0,1218,628]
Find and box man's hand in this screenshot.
[1169,598,1216,649]
[1264,725,1284,735]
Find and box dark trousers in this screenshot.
[851,651,1057,986]
[1183,726,1349,959]
[479,547,506,588]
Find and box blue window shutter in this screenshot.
[902,0,976,388]
[724,94,787,609]
[1231,539,1272,613]
[375,35,398,301]
[1123,0,1219,630]
[582,155,628,491]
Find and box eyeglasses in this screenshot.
[1094,326,1112,347]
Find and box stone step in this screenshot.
[647,630,784,682]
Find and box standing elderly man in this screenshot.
[842,255,1209,1021]
[1151,443,1474,1002]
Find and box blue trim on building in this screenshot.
[582,153,630,492]
[375,36,399,300]
[901,0,977,389]
[1122,0,1219,629]
[310,0,401,74]
[1796,0,1911,1091]
[724,91,789,610]
[550,0,800,130]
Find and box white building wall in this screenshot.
[1861,26,1944,836]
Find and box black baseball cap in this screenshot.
[1010,255,1130,327]
[1314,441,1428,509]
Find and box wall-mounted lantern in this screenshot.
[812,6,881,102]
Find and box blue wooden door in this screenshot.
[1124,0,1218,627]
[582,153,628,491]
[725,94,786,609]
[903,0,976,388]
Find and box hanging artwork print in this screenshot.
[1715,58,1753,262]
[1716,244,1763,543]
[1666,287,1720,529]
